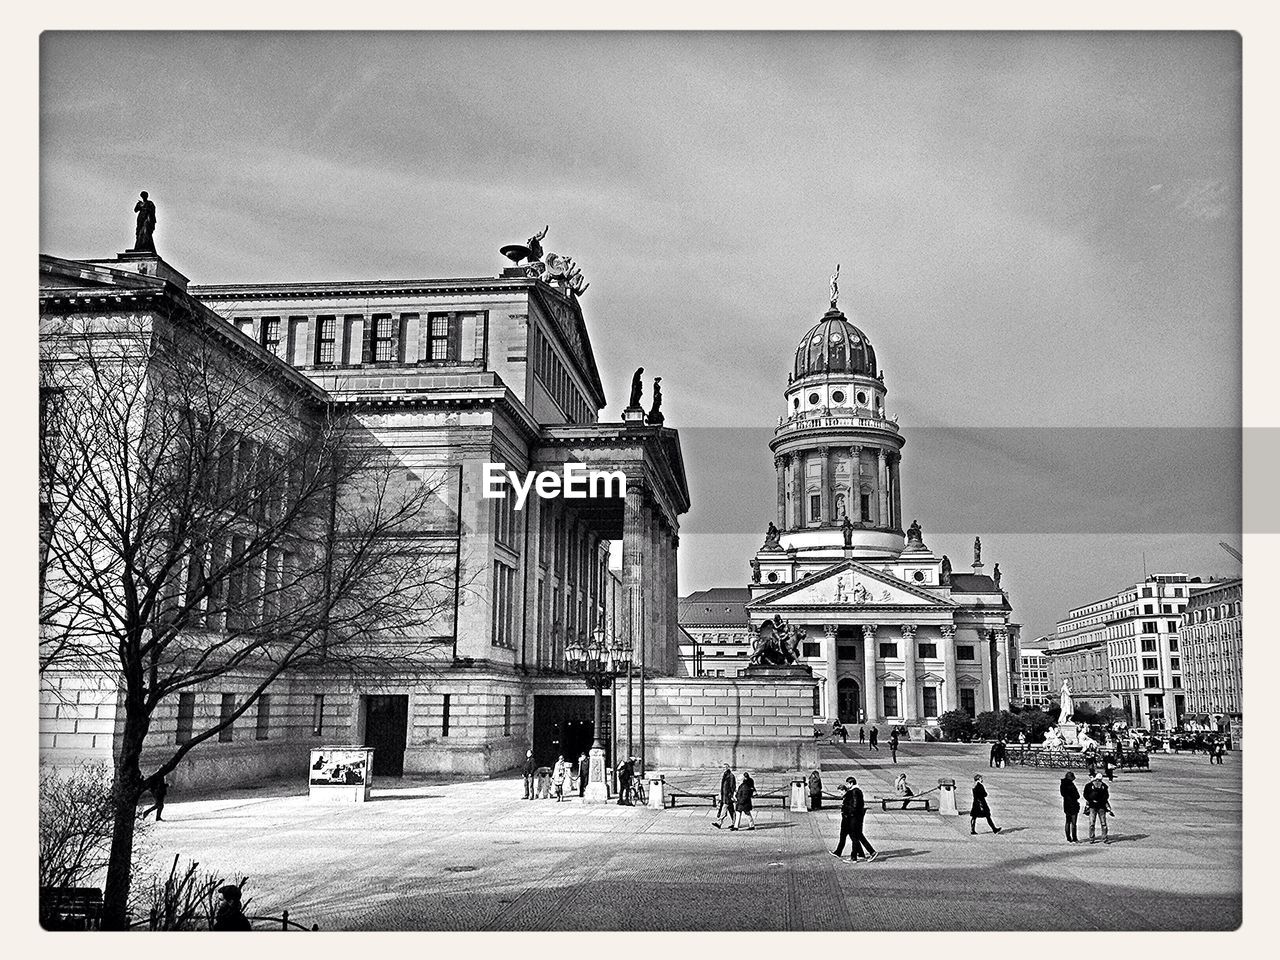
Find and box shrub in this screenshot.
[134,855,250,931]
[937,710,975,742]
[40,761,133,890]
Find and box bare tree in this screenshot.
[40,312,461,928]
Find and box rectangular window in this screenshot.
[813,687,821,715]
[315,315,336,364]
[923,686,938,717]
[809,494,821,522]
[860,493,871,521]
[883,685,899,717]
[1161,604,1172,614]
[312,694,324,736]
[1142,638,1157,652]
[1142,657,1158,671]
[1169,637,1178,652]
[427,313,456,361]
[1171,657,1181,671]
[260,317,282,357]
[1142,587,1153,598]
[959,688,976,716]
[879,642,898,659]
[1143,676,1160,688]
[371,314,397,362]
[1166,620,1179,633]
[503,695,512,736]
[175,692,195,744]
[957,645,975,661]
[836,643,858,661]
[1141,621,1158,634]
[255,695,271,741]
[1143,604,1154,614]
[802,641,821,658]
[219,693,236,742]
[1172,675,1182,689]
[918,642,938,659]
[442,694,451,737]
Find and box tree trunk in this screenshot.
[101,720,146,930]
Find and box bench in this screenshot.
[878,795,934,811]
[40,886,103,930]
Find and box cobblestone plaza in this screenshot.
[136,742,1240,931]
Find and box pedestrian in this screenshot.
[734,771,756,830]
[869,727,879,751]
[1103,753,1116,781]
[552,755,567,801]
[522,749,536,800]
[969,774,1001,835]
[1060,771,1080,843]
[713,763,736,827]
[577,751,590,797]
[808,769,823,810]
[1085,746,1098,778]
[141,775,168,822]
[1083,771,1113,843]
[830,776,877,863]
[211,884,252,931]
[840,722,849,744]
[1217,741,1228,765]
[617,757,634,806]
[889,731,899,764]
[894,772,915,809]
[1018,731,1027,746]
[859,726,866,744]
[989,739,998,768]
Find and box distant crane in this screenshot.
[1218,542,1242,563]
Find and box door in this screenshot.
[363,695,409,777]
[837,679,861,725]
[533,695,610,768]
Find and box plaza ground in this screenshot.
[134,742,1241,931]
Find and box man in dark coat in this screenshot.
[830,776,877,862]
[890,731,900,764]
[617,757,635,805]
[211,884,251,931]
[141,775,168,821]
[808,769,823,810]
[1060,771,1080,842]
[1083,772,1112,843]
[522,750,536,800]
[713,763,736,827]
[868,727,879,751]
[859,726,866,744]
[733,771,756,830]
[969,774,1001,834]
[577,752,590,797]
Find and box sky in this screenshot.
[39,32,1242,641]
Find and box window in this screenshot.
[802,642,820,658]
[918,642,938,659]
[832,390,845,404]
[442,694,451,737]
[371,314,397,362]
[494,489,518,547]
[809,494,821,522]
[315,315,336,364]
[260,317,282,357]
[1141,621,1158,634]
[176,692,195,744]
[856,391,867,404]
[923,687,938,717]
[219,693,236,742]
[812,688,821,715]
[1142,657,1158,671]
[504,695,512,737]
[957,645,975,661]
[1141,638,1157,653]
[860,493,870,521]
[959,688,976,716]
[1143,677,1160,688]
[1172,675,1182,689]
[1173,587,1183,597]
[426,313,459,361]
[1171,657,1180,671]
[1143,604,1154,615]
[255,695,271,741]
[879,642,898,659]
[808,392,820,404]
[312,694,324,736]
[1161,604,1172,614]
[492,561,516,649]
[1142,587,1153,598]
[1168,637,1178,652]
[1166,621,1179,633]
[883,685,899,717]
[836,643,858,661]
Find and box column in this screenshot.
[901,624,919,722]
[877,448,890,529]
[665,530,680,677]
[978,629,995,712]
[522,493,542,671]
[941,624,958,715]
[817,445,829,524]
[862,625,880,724]
[792,451,805,527]
[994,626,1011,712]
[851,445,863,522]
[824,624,839,720]
[890,453,903,531]
[622,476,645,688]
[775,455,788,529]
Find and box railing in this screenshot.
[129,907,319,931]
[775,413,899,436]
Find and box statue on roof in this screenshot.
[940,555,952,585]
[829,263,840,309]
[973,536,983,567]
[132,191,157,253]
[750,558,760,583]
[648,377,664,425]
[841,513,853,547]
[527,225,548,261]
[627,367,644,410]
[993,563,1002,587]
[764,521,781,549]
[907,519,923,544]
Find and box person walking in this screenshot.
[869,727,879,751]
[859,726,866,745]
[734,771,757,830]
[1085,745,1098,779]
[1103,753,1117,781]
[830,776,878,862]
[522,749,536,800]
[141,776,168,822]
[552,755,568,801]
[713,763,737,827]
[577,751,590,797]
[1060,771,1080,843]
[1083,771,1113,843]
[889,731,900,764]
[969,774,1001,835]
[840,722,849,744]
[211,884,252,931]
[808,769,823,810]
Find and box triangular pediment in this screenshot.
[747,559,957,611]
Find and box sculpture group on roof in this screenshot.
[500,225,589,297]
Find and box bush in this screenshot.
[975,710,1025,741]
[937,710,975,742]
[134,855,250,931]
[40,761,133,890]
[1018,708,1055,743]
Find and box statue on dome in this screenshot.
[627,367,644,410]
[829,263,840,309]
[763,522,781,549]
[907,519,923,544]
[940,555,952,585]
[648,377,664,425]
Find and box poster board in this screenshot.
[309,746,373,802]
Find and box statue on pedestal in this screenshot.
[648,377,664,425]
[132,191,157,253]
[763,522,781,549]
[750,614,802,666]
[841,514,854,547]
[829,263,840,310]
[1059,679,1075,726]
[627,367,644,409]
[750,558,760,583]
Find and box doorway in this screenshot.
[837,678,861,725]
[533,695,610,768]
[362,695,408,777]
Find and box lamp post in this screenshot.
[565,616,631,803]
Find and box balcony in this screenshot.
[774,411,901,439]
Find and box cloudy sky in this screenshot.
[40,32,1242,640]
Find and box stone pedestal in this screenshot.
[1058,721,1080,747]
[742,663,814,679]
[622,406,647,424]
[646,772,665,809]
[583,745,609,804]
[938,777,957,816]
[790,777,808,812]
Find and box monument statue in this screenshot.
[993,563,1002,587]
[1059,680,1075,725]
[750,614,801,667]
[829,263,840,309]
[940,555,952,584]
[627,367,644,409]
[907,519,922,543]
[648,377,664,425]
[132,191,157,253]
[749,558,760,583]
[841,514,853,547]
[763,521,781,549]
[527,224,548,262]
[973,536,982,566]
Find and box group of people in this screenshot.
[712,763,757,830]
[521,749,594,801]
[825,720,882,752]
[1059,771,1115,843]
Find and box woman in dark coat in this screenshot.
[1060,771,1080,842]
[733,771,756,830]
[808,769,823,810]
[969,774,1001,835]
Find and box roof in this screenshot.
[679,587,752,626]
[948,573,1001,594]
[794,308,878,380]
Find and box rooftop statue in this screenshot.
[648,377,664,425]
[974,536,982,566]
[500,224,549,265]
[829,263,840,309]
[763,521,781,549]
[627,367,644,409]
[132,191,157,253]
[841,513,854,547]
[907,519,922,543]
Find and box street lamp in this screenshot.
[565,616,631,803]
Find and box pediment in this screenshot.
[747,559,957,611]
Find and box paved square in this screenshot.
[138,743,1241,930]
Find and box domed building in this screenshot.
[682,278,1020,736]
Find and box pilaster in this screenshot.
[862,624,879,723]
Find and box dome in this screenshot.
[793,309,878,379]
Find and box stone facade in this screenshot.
[1179,578,1243,738]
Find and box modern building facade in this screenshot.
[1017,642,1053,708]
[1179,577,1243,740]
[680,289,1020,735]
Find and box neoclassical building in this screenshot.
[681,287,1020,735]
[1178,577,1243,739]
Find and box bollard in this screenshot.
[937,777,957,816]
[646,772,666,809]
[790,776,809,812]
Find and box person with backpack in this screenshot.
[830,776,877,863]
[1083,771,1113,843]
[969,774,1002,835]
[1060,771,1080,843]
